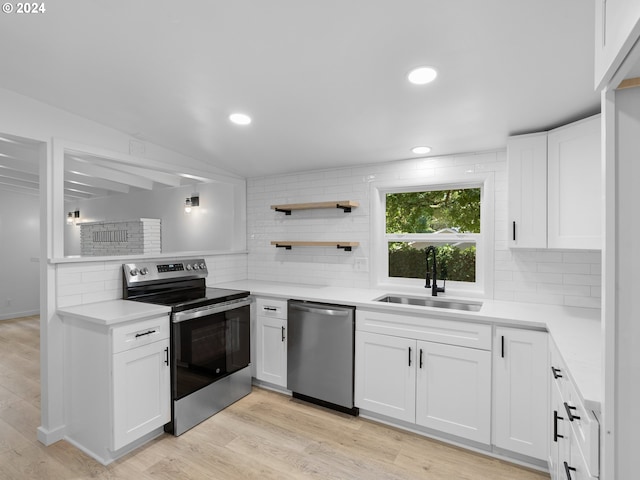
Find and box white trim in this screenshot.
[369,172,494,299]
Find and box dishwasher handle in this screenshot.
[289,302,352,317]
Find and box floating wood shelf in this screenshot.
[271,241,360,252]
[271,200,359,215]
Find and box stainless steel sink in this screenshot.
[375,294,483,312]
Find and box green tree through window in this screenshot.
[386,188,481,283]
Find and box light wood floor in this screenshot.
[0,315,550,479]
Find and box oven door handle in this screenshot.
[172,298,252,323]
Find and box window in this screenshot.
[372,176,493,297]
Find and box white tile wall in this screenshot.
[247,151,602,308]
[55,253,247,308]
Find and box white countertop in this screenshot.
[57,300,171,326]
[215,279,602,412]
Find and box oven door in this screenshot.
[171,299,251,400]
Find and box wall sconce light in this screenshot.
[184,195,199,214]
[67,210,80,225]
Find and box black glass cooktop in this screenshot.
[128,287,249,313]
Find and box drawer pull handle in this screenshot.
[281,326,285,342]
[564,461,576,479]
[164,347,169,366]
[135,329,156,338]
[551,366,563,379]
[564,402,581,421]
[553,410,564,442]
[264,307,277,311]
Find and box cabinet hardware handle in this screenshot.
[512,221,516,241]
[408,347,412,367]
[551,366,563,379]
[135,329,156,338]
[564,461,576,479]
[281,326,285,342]
[419,349,423,369]
[501,336,505,358]
[164,347,169,366]
[264,307,277,311]
[553,410,564,442]
[564,402,581,421]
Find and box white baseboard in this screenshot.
[0,309,39,321]
[37,424,66,445]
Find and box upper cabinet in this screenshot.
[547,116,602,249]
[508,115,601,250]
[507,132,548,249]
[595,0,640,89]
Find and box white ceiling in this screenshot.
[0,0,600,179]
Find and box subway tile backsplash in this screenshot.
[247,150,602,308]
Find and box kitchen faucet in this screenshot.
[425,246,445,296]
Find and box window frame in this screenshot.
[370,173,494,299]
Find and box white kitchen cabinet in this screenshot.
[416,341,491,444]
[507,132,548,249]
[355,310,492,444]
[355,331,416,422]
[507,115,601,250]
[547,116,601,250]
[255,297,288,388]
[112,337,170,450]
[548,338,599,479]
[594,0,640,89]
[61,312,171,465]
[493,327,548,461]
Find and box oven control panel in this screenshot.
[123,259,207,285]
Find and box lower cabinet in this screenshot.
[548,339,599,480]
[62,314,171,464]
[112,337,171,450]
[355,330,492,444]
[493,327,548,461]
[255,297,288,388]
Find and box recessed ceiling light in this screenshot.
[411,146,432,155]
[229,113,252,125]
[407,66,437,85]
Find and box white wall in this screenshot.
[247,150,601,308]
[65,182,239,256]
[0,189,40,320]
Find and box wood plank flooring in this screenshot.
[0,315,550,479]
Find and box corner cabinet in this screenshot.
[61,312,171,465]
[493,327,548,461]
[507,115,601,250]
[255,297,288,388]
[355,309,492,445]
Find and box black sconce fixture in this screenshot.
[66,210,80,225]
[184,194,199,214]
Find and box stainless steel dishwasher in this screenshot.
[287,300,358,415]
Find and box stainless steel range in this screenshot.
[122,259,251,436]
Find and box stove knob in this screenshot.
[140,267,149,275]
[130,268,140,276]
[193,264,200,270]
[186,264,192,270]
[199,263,206,270]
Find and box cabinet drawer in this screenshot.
[256,298,288,319]
[564,378,599,477]
[356,309,492,350]
[112,315,170,354]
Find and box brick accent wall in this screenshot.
[80,218,161,256]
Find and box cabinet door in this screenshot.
[549,378,568,480]
[594,0,640,89]
[355,332,416,422]
[256,316,287,387]
[112,338,170,450]
[547,115,601,249]
[415,341,491,444]
[494,328,548,460]
[507,132,548,248]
